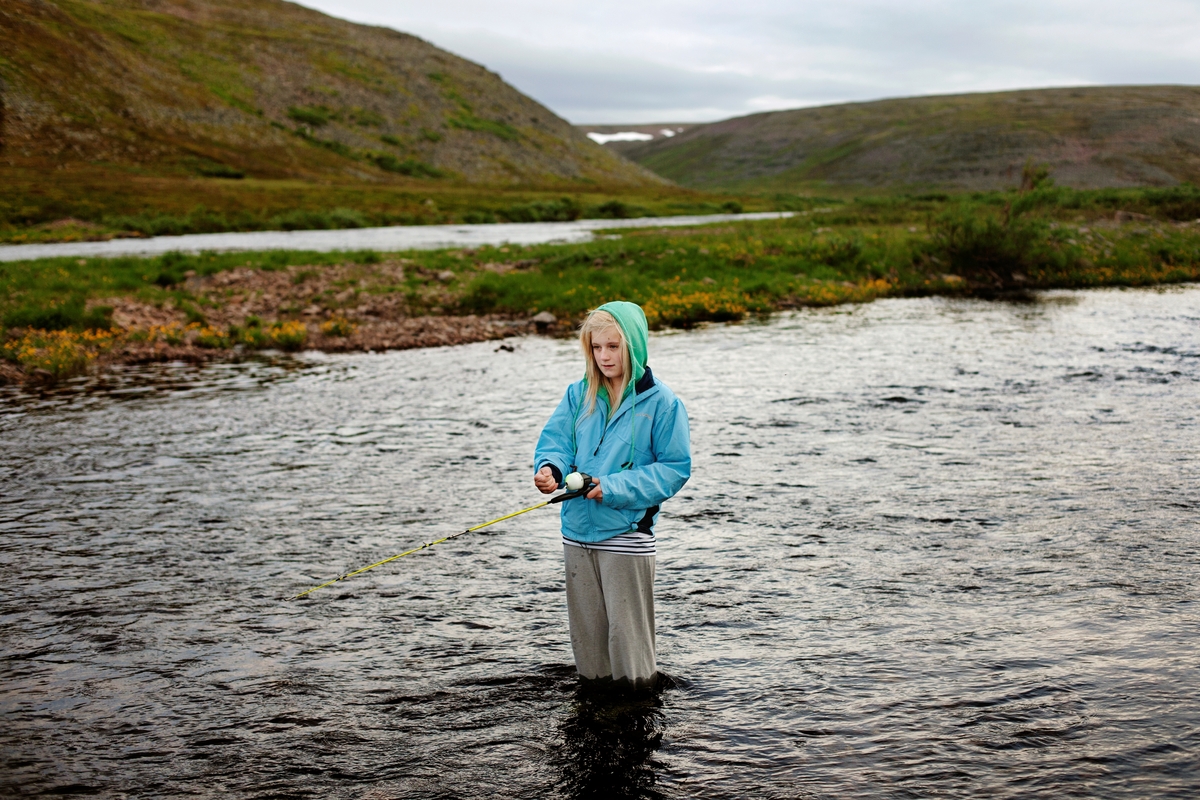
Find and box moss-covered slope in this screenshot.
[616,86,1200,191]
[0,0,659,185]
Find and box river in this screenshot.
[1,285,1197,798]
[0,212,792,263]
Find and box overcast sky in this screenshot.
[297,1,1200,124]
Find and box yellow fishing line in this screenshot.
[290,500,552,600]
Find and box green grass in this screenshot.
[615,86,1200,191]
[0,248,377,331]
[4,187,1198,342]
[447,112,519,141]
[368,154,444,178]
[4,189,1198,382]
[0,168,759,243]
[287,105,334,126]
[5,0,661,216]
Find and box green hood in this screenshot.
[597,300,648,389]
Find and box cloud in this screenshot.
[297,0,1200,122]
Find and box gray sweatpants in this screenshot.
[563,544,657,688]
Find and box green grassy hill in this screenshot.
[0,0,685,240]
[0,0,658,184]
[612,86,1200,192]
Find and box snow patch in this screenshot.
[587,131,654,144]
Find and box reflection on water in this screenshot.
[0,355,311,414]
[1,286,1198,798]
[557,683,667,800]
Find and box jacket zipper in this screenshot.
[589,385,656,456]
[593,401,628,455]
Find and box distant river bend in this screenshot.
[0,212,793,262]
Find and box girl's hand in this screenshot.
[534,466,558,494]
[586,477,602,501]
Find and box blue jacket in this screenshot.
[534,366,691,543]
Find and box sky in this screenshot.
[296,1,1200,124]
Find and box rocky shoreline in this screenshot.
[7,207,1200,386]
[1,258,569,385]
[0,313,554,386]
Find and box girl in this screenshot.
[533,301,691,689]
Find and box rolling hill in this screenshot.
[0,0,658,186]
[601,86,1200,192]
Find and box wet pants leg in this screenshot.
[563,544,657,687]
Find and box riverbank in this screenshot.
[0,212,789,262]
[0,172,756,246]
[4,193,1199,384]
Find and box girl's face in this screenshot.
[591,327,624,380]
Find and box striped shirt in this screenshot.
[563,529,656,557]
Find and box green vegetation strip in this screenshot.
[3,187,1199,382]
[0,172,756,245]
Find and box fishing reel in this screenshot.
[552,471,595,503]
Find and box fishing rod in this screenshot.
[289,472,594,601]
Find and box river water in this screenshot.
[2,286,1198,798]
[0,212,791,263]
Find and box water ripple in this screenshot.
[1,286,1198,798]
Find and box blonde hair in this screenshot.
[579,309,631,417]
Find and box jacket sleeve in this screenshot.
[533,384,579,486]
[600,396,691,510]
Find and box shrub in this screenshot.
[147,322,188,345]
[462,210,497,224]
[352,109,385,127]
[287,106,333,127]
[797,278,894,306]
[1020,160,1054,192]
[2,299,112,331]
[328,208,370,229]
[272,209,326,231]
[194,326,230,348]
[269,320,308,350]
[320,316,357,337]
[380,134,402,146]
[103,209,238,237]
[593,200,649,219]
[1140,184,1200,221]
[643,288,753,328]
[229,317,270,348]
[369,153,444,178]
[84,305,115,330]
[920,204,1070,288]
[2,328,117,380]
[271,208,369,231]
[197,162,245,180]
[291,126,353,156]
[807,235,867,269]
[446,112,518,141]
[4,300,82,330]
[499,198,582,223]
[721,200,744,214]
[151,251,194,286]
